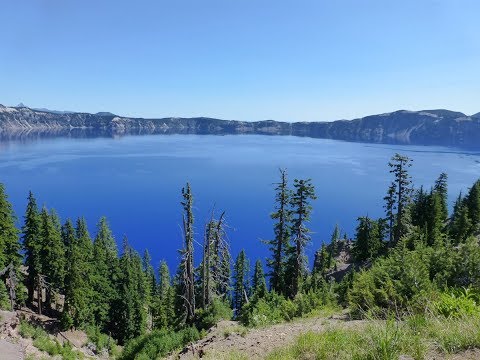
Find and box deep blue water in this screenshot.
[1,135,479,274]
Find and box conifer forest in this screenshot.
[1,153,480,359]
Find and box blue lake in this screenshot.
[0,135,479,273]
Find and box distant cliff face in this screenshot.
[1,105,479,148]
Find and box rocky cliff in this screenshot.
[1,104,479,148]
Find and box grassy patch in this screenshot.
[426,315,480,353]
[267,314,480,360]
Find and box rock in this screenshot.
[1,105,480,148]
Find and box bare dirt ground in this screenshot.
[173,314,365,360]
[0,338,24,360]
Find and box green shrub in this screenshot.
[239,292,286,327]
[348,246,435,318]
[239,289,337,327]
[196,298,233,330]
[85,325,117,353]
[278,299,297,321]
[434,288,480,318]
[119,327,201,360]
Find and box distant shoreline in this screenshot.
[1,105,480,149]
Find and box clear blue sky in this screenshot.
[1,0,479,121]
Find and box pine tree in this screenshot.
[312,242,329,289]
[450,194,472,245]
[266,168,292,295]
[466,180,480,233]
[434,173,449,221]
[39,208,66,312]
[0,184,21,308]
[232,250,250,311]
[113,239,146,343]
[178,183,195,324]
[142,249,156,328]
[426,190,445,246]
[384,183,396,244]
[92,217,119,331]
[411,186,429,230]
[22,191,41,305]
[385,154,413,245]
[252,260,267,298]
[214,214,231,300]
[155,260,175,329]
[75,217,95,321]
[61,218,94,329]
[353,216,385,262]
[327,224,340,269]
[288,178,316,297]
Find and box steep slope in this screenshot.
[1,105,480,148]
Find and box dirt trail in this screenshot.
[173,314,364,359]
[0,339,24,360]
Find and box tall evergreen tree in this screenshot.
[0,184,21,308]
[411,186,429,231]
[92,217,119,331]
[434,173,449,221]
[353,216,385,262]
[288,178,316,297]
[113,239,146,343]
[214,214,231,300]
[142,249,156,327]
[327,224,340,269]
[466,180,480,233]
[266,169,292,295]
[312,242,329,277]
[61,218,94,329]
[426,190,445,246]
[232,250,250,311]
[384,183,396,244]
[154,260,175,329]
[22,191,41,305]
[385,154,413,245]
[39,208,66,312]
[252,260,267,298]
[450,193,472,244]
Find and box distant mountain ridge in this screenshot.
[1,104,480,148]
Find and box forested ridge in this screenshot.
[1,153,480,359]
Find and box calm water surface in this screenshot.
[1,135,479,271]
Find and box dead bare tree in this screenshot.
[180,183,195,324]
[200,211,231,309]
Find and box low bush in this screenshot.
[196,298,233,330]
[348,245,435,318]
[240,289,338,327]
[85,325,117,354]
[433,287,480,318]
[119,326,201,360]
